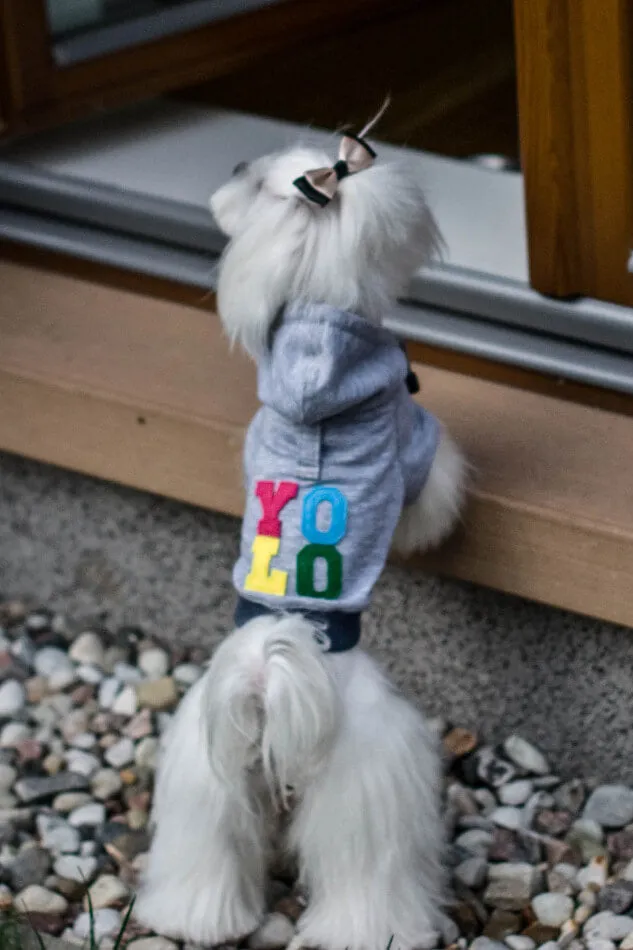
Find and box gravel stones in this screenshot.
[14,772,89,804]
[68,802,106,828]
[597,880,633,914]
[584,911,633,942]
[138,648,170,679]
[92,768,123,801]
[135,677,178,711]
[14,883,68,914]
[5,597,633,950]
[503,736,550,775]
[34,648,74,679]
[85,873,129,909]
[584,786,633,829]
[0,763,16,792]
[69,632,105,668]
[38,817,80,855]
[104,737,135,768]
[490,807,523,831]
[484,863,543,910]
[455,856,489,889]
[9,846,51,890]
[53,854,98,884]
[74,907,123,940]
[0,679,26,715]
[499,780,534,806]
[532,892,574,927]
[128,939,179,950]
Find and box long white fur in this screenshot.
[136,143,466,949]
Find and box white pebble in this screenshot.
[98,676,122,710]
[104,737,135,769]
[503,735,550,775]
[81,841,97,857]
[127,939,179,950]
[0,722,31,747]
[0,680,26,716]
[113,662,143,684]
[52,792,92,814]
[621,933,633,950]
[139,648,169,679]
[74,908,122,941]
[491,806,523,830]
[498,780,534,806]
[15,884,68,914]
[532,892,573,927]
[111,684,138,717]
[54,854,98,884]
[173,663,203,686]
[505,938,535,950]
[69,802,106,828]
[47,667,77,691]
[577,855,608,890]
[0,764,17,792]
[586,941,616,950]
[621,858,633,882]
[91,768,123,801]
[135,736,159,770]
[248,912,296,949]
[70,731,98,751]
[65,750,101,778]
[76,664,104,684]
[87,873,130,909]
[69,632,105,668]
[34,648,73,678]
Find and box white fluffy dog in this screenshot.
[136,123,466,950]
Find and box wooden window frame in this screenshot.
[0,0,410,139]
[514,0,633,308]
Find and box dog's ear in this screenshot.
[216,200,304,358]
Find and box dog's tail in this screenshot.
[203,614,340,807]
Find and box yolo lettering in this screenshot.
[244,480,347,600]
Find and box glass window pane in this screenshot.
[46,0,282,63]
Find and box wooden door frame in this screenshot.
[514,0,633,307]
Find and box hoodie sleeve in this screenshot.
[395,387,441,506]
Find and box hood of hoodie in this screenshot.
[257,302,408,425]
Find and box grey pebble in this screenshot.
[584,786,633,829]
[54,854,98,884]
[584,911,633,942]
[9,845,51,890]
[454,855,488,889]
[454,829,494,857]
[15,772,89,804]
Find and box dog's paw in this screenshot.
[135,885,263,945]
[290,905,440,950]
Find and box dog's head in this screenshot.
[210,144,442,357]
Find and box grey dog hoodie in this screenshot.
[233,301,439,650]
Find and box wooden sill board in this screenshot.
[1,260,632,627]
